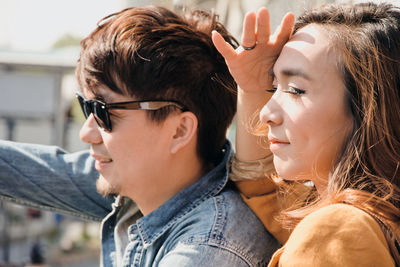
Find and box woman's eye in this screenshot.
[266,86,277,93]
[284,87,305,95]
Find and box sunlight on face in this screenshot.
[79,87,172,200]
[260,24,353,191]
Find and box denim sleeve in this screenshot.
[158,243,256,267]
[0,140,113,221]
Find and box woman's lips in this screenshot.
[268,137,290,152]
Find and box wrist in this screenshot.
[230,153,275,181]
[237,83,273,104]
[238,85,272,95]
[237,74,274,96]
[238,88,269,96]
[238,87,271,107]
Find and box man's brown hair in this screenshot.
[76,6,238,165]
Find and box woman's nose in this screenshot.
[259,99,283,126]
[79,114,103,145]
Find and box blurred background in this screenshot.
[0,0,396,266]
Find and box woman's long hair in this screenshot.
[278,2,400,232]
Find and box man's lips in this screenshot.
[91,154,113,163]
[91,155,113,172]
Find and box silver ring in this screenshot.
[242,42,257,51]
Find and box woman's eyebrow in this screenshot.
[270,67,312,81]
[269,69,275,78]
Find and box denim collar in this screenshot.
[132,141,232,245]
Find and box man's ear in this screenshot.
[170,112,198,154]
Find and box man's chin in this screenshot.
[96,175,120,198]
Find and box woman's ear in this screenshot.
[170,112,198,154]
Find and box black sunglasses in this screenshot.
[76,91,186,132]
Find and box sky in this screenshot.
[0,0,121,51]
[2,0,399,52]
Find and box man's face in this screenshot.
[79,87,174,201]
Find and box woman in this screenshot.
[213,2,400,266]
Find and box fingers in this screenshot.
[273,12,295,47]
[213,10,294,61]
[212,30,236,61]
[256,8,271,44]
[242,8,273,47]
[241,12,257,48]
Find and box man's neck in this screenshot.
[127,152,206,216]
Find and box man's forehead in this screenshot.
[82,86,137,102]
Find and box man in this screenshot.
[0,6,279,266]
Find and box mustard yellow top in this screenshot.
[236,178,396,266]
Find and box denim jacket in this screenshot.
[0,140,280,266]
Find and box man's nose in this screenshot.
[79,114,103,145]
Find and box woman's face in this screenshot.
[261,24,353,191]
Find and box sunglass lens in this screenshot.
[76,93,111,131]
[77,95,90,119]
[92,102,111,131]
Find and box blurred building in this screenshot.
[118,0,336,38]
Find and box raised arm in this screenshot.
[0,140,112,220]
[212,9,294,244]
[212,8,294,161]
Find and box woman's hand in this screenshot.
[212,8,294,94]
[213,8,294,161]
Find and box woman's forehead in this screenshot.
[274,24,338,77]
[286,24,333,56]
